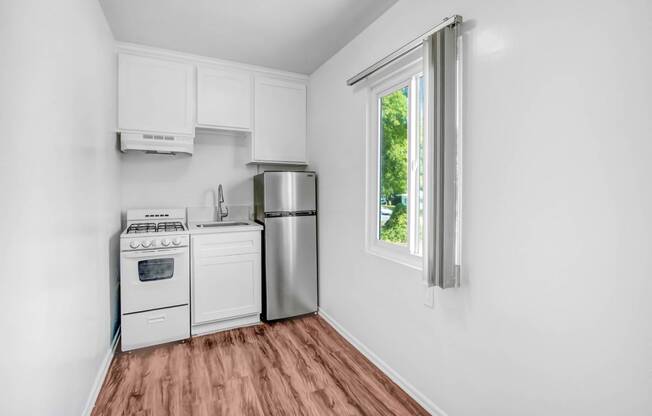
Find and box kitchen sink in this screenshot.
[195,222,250,228]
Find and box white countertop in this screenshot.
[188,220,263,235]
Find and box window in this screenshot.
[366,60,424,268]
[359,20,462,285]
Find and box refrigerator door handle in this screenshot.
[294,210,316,216]
[264,210,316,218]
[265,211,290,218]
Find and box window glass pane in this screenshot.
[416,76,425,254]
[379,86,409,245]
[138,258,174,282]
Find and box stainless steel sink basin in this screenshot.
[195,221,250,228]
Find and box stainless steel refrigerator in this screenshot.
[254,171,318,321]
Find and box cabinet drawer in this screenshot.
[192,232,261,257]
[121,305,189,351]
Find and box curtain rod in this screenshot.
[346,14,462,86]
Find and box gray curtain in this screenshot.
[423,21,461,289]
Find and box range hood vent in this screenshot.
[120,132,194,155]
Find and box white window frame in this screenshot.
[365,59,423,270]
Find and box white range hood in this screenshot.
[120,133,194,155]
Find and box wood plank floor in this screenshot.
[92,314,428,416]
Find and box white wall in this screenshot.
[309,0,652,415]
[0,0,120,414]
[121,131,257,212]
[120,131,306,216]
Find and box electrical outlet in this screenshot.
[424,285,435,308]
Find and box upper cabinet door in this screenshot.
[197,66,252,131]
[118,54,195,136]
[254,76,307,163]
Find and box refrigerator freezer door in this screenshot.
[264,215,318,320]
[264,171,316,213]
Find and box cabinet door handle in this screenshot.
[147,315,167,324]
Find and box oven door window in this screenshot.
[138,258,174,282]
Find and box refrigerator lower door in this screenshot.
[264,214,318,320]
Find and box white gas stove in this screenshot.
[119,208,190,351]
[120,208,190,251]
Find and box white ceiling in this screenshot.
[99,0,397,74]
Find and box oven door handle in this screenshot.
[124,249,185,259]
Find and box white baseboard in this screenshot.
[318,308,447,416]
[191,314,261,336]
[82,328,120,416]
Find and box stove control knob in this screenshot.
[142,240,153,248]
[161,239,171,247]
[172,238,182,246]
[129,241,140,249]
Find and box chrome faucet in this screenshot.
[217,184,229,221]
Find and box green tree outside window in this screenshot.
[379,87,409,245]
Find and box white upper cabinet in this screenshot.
[118,53,195,136]
[116,45,309,162]
[253,76,307,164]
[197,66,252,131]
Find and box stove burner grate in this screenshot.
[126,223,156,234]
[126,221,185,234]
[157,222,185,232]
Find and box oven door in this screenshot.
[120,247,189,314]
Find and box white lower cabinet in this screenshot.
[191,231,261,334]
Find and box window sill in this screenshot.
[365,244,422,271]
